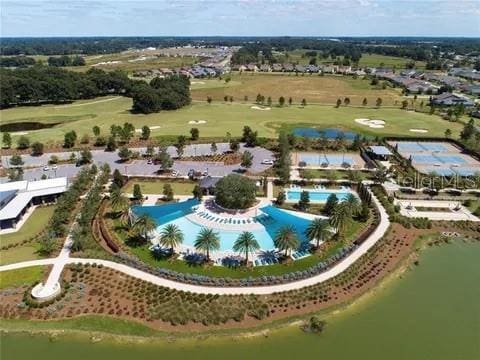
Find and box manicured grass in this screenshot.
[191,72,402,105]
[0,316,160,337]
[0,266,45,289]
[0,96,462,143]
[0,206,55,247]
[123,179,197,195]
[299,169,373,180]
[358,53,426,69]
[0,245,42,266]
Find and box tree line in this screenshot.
[0,65,190,113]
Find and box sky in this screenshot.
[1,0,480,37]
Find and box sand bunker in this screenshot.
[191,81,205,85]
[135,126,160,133]
[410,129,428,133]
[11,131,29,136]
[188,120,207,125]
[251,106,271,111]
[354,118,385,128]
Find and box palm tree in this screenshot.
[274,225,299,257]
[110,187,129,213]
[305,219,332,248]
[344,193,360,216]
[132,214,156,242]
[329,202,352,239]
[194,227,220,261]
[233,231,260,264]
[159,224,184,253]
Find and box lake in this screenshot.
[2,242,479,359]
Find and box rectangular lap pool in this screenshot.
[286,189,351,203]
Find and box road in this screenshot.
[1,143,274,181]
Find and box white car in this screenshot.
[147,159,153,165]
[261,159,274,165]
[43,165,49,171]
[51,164,58,170]
[171,170,179,177]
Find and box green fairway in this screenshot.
[358,53,426,69]
[0,96,461,143]
[0,266,45,289]
[0,206,55,247]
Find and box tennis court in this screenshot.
[293,152,364,169]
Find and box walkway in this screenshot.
[0,189,390,295]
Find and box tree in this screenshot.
[163,183,174,201]
[301,98,307,106]
[92,125,101,137]
[8,167,23,181]
[241,150,253,169]
[344,97,350,106]
[63,130,77,148]
[256,93,263,104]
[224,95,228,102]
[373,168,388,184]
[141,125,151,140]
[194,227,220,261]
[190,127,199,141]
[9,154,24,167]
[362,98,368,106]
[38,233,56,256]
[112,169,124,188]
[344,193,360,216]
[106,136,117,151]
[132,214,156,242]
[133,184,143,201]
[305,219,332,248]
[329,202,352,239]
[336,98,342,108]
[233,231,260,264]
[323,193,338,216]
[215,174,256,209]
[16,135,30,149]
[156,147,173,172]
[229,138,240,152]
[159,224,184,253]
[2,132,12,148]
[274,225,299,257]
[110,186,129,213]
[80,148,92,164]
[401,99,409,109]
[376,97,382,107]
[298,190,310,211]
[267,96,272,107]
[210,142,218,155]
[288,97,293,106]
[207,96,212,104]
[276,191,286,205]
[242,126,258,147]
[31,141,44,156]
[279,96,285,107]
[192,185,203,201]
[118,146,132,162]
[175,135,187,158]
[444,128,452,138]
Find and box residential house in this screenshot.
[260,64,272,72]
[431,92,475,107]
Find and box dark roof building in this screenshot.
[431,92,475,107]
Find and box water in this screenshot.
[293,127,357,140]
[286,189,350,202]
[3,242,479,359]
[133,202,311,251]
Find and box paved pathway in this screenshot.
[0,189,390,296]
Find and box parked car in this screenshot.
[147,159,153,165]
[171,170,179,177]
[51,164,58,170]
[43,165,49,171]
[261,159,274,165]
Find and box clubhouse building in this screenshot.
[0,177,68,230]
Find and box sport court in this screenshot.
[292,152,365,169]
[388,141,480,177]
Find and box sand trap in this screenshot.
[410,128,428,133]
[11,131,29,136]
[251,106,271,111]
[191,81,205,85]
[354,118,385,128]
[188,120,207,125]
[135,126,161,133]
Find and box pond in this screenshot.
[2,241,479,359]
[292,127,358,140]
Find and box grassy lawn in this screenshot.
[123,179,197,195]
[358,53,426,69]
[0,245,42,266]
[299,169,373,180]
[191,72,403,105]
[0,206,55,247]
[0,95,462,143]
[0,266,45,289]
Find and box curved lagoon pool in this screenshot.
[132,201,314,252]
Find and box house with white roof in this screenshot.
[0,177,68,230]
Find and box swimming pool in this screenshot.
[132,202,313,252]
[286,189,351,202]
